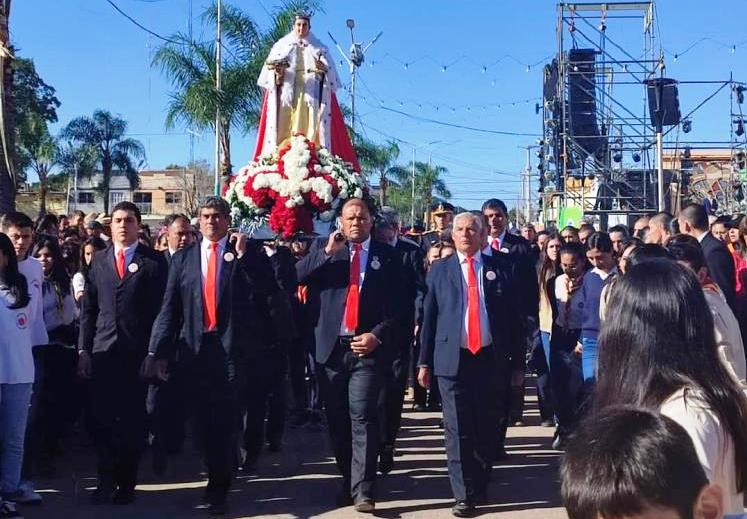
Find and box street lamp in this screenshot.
[410,140,443,227]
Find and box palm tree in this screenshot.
[18,114,57,215]
[389,161,452,225]
[60,110,145,215]
[356,139,400,206]
[57,140,99,212]
[153,1,321,181]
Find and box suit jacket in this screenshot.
[701,232,737,310]
[296,237,406,365]
[79,243,168,356]
[394,237,427,331]
[485,232,539,320]
[149,238,290,364]
[419,252,524,378]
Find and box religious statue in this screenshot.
[254,11,358,169]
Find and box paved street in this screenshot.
[23,384,566,518]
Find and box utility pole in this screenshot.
[213,0,222,195]
[410,147,416,227]
[520,144,539,225]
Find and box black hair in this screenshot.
[562,406,708,519]
[480,198,508,215]
[607,224,630,238]
[32,237,71,293]
[667,240,706,273]
[79,237,107,278]
[559,241,586,262]
[680,203,709,232]
[713,215,731,226]
[35,213,58,235]
[0,211,34,232]
[595,258,747,491]
[111,201,142,223]
[625,243,672,269]
[163,213,190,228]
[586,232,612,253]
[0,233,30,309]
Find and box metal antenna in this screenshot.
[329,20,382,137]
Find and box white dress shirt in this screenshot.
[455,251,493,349]
[340,236,371,336]
[18,257,48,346]
[201,236,229,298]
[482,229,507,256]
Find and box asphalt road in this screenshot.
[23,384,567,519]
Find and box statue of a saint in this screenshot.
[254,11,357,169]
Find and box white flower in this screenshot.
[353,188,363,199]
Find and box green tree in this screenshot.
[388,161,452,225]
[0,1,15,212]
[17,114,57,215]
[60,110,145,215]
[153,0,321,182]
[356,138,400,206]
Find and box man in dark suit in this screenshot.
[678,202,736,310]
[373,207,426,475]
[77,201,168,505]
[147,197,289,515]
[150,212,196,475]
[418,211,524,517]
[296,198,405,513]
[481,199,537,443]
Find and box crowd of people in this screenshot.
[1,195,747,518]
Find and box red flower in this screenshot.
[269,199,314,239]
[250,187,275,209]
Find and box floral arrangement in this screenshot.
[223,134,367,238]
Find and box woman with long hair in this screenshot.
[594,259,747,513]
[72,237,107,303]
[31,238,76,343]
[550,241,588,448]
[0,233,34,516]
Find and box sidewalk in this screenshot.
[23,386,567,518]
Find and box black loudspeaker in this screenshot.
[568,48,603,157]
[645,78,681,128]
[543,59,559,106]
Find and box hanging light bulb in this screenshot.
[441,65,447,73]
[632,152,641,163]
[731,45,737,54]
[673,54,678,62]
[481,65,487,73]
[403,63,409,70]
[526,64,531,72]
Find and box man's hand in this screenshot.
[324,231,347,256]
[510,369,525,388]
[314,56,328,73]
[417,366,431,389]
[350,333,380,357]
[140,356,169,382]
[230,232,250,259]
[573,342,583,356]
[77,351,92,379]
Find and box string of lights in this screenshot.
[364,51,554,75]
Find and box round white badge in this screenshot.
[224,252,235,262]
[486,270,496,281]
[370,257,381,270]
[128,263,139,273]
[499,247,510,254]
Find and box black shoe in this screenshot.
[288,411,309,428]
[412,403,427,412]
[552,433,567,451]
[112,488,135,505]
[378,448,394,475]
[267,441,282,453]
[335,489,353,507]
[207,501,227,515]
[452,500,476,517]
[540,419,556,427]
[90,486,115,505]
[511,419,525,427]
[353,497,375,513]
[153,448,168,477]
[241,457,257,473]
[495,446,509,461]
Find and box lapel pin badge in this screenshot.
[499,247,510,254]
[224,252,235,262]
[486,270,497,281]
[370,256,381,270]
[128,263,139,273]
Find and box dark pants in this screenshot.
[377,348,410,451]
[185,334,242,505]
[317,339,382,501]
[151,359,187,461]
[549,326,583,434]
[287,338,309,413]
[244,347,286,464]
[90,350,148,493]
[439,348,503,502]
[411,341,427,408]
[529,332,554,423]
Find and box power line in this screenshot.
[104,0,179,44]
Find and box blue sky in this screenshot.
[12,0,747,210]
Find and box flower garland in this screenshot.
[223,134,367,238]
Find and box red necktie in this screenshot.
[344,243,362,332]
[491,238,500,251]
[203,242,218,331]
[116,249,126,279]
[466,256,482,355]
